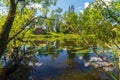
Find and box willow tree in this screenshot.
[0,0,57,58]
[45,7,62,32]
[77,0,120,46]
[0,0,57,77]
[60,5,78,33]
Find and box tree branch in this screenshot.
[15,0,19,5]
[102,1,120,24]
[8,16,55,42]
[0,0,17,58]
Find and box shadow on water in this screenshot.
[0,40,119,80]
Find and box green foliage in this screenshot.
[0,16,6,32]
[9,9,34,37]
[77,0,120,44]
[60,11,78,33]
[44,7,62,32]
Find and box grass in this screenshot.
[24,32,80,41]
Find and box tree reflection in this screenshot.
[0,40,119,80]
[66,50,76,69]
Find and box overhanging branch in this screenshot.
[8,16,55,42]
[101,1,120,24]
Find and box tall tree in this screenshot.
[0,0,57,77]
[0,0,57,58]
[60,5,78,33]
[0,0,17,58]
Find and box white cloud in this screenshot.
[102,0,112,2]
[0,2,8,15]
[27,3,42,9]
[78,7,83,13]
[0,2,4,6]
[84,2,89,8]
[79,10,83,13]
[78,7,82,9]
[0,7,8,15]
[102,0,112,6]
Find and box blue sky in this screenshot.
[0,0,112,15]
[0,0,94,13]
[50,0,94,13]
[0,0,95,15]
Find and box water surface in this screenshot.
[1,40,119,80]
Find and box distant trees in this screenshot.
[59,0,120,48]
[60,5,79,33]
[45,7,62,32]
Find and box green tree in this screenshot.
[0,0,57,77]
[0,0,57,57]
[44,7,62,32]
[60,5,78,33]
[77,0,119,45]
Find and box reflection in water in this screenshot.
[0,40,119,80]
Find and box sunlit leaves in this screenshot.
[61,11,78,33]
[77,0,119,44]
[9,8,34,39]
[0,15,6,32]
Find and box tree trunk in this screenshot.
[0,0,17,58]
